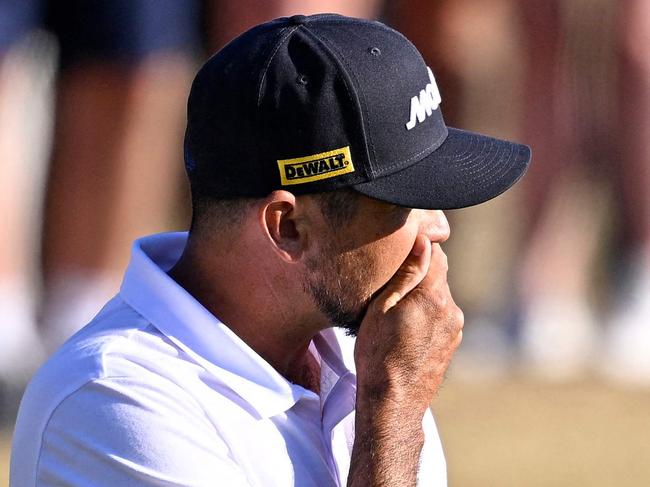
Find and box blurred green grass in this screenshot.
[2,378,649,486]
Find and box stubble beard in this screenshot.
[303,246,374,337]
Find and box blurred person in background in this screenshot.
[0,0,201,415]
[0,1,51,404]
[204,0,380,52]
[39,1,200,353]
[605,0,650,383]
[516,0,650,383]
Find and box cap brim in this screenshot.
[352,127,531,210]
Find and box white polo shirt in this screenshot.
[11,232,447,486]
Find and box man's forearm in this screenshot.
[347,390,426,487]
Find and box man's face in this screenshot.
[304,195,450,336]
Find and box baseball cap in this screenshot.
[184,13,531,210]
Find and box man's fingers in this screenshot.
[376,235,431,312]
[418,242,448,291]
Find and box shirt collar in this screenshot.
[119,232,354,419]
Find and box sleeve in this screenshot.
[417,409,448,487]
[35,376,252,487]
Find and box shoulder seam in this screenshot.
[33,378,100,486]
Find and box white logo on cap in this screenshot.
[405,67,442,131]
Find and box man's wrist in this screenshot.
[348,393,426,487]
[354,389,426,441]
[356,377,432,420]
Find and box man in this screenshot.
[11,14,530,486]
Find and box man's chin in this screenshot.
[335,303,370,338]
[338,321,362,338]
[339,282,390,337]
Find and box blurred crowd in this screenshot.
[0,0,649,420]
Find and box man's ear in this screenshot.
[259,190,308,263]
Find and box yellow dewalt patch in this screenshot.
[277,146,354,186]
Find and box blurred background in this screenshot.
[1,0,649,485]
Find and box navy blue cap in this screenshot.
[184,13,531,209]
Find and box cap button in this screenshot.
[289,14,308,25]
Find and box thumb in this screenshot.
[375,234,431,313]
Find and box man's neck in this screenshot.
[286,347,321,394]
[168,242,323,392]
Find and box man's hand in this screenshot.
[348,234,464,487]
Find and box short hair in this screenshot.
[189,188,361,238]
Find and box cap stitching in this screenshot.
[378,22,426,63]
[469,145,516,187]
[256,25,300,106]
[306,30,378,175]
[460,148,517,195]
[446,138,519,191]
[459,139,496,174]
[298,26,376,179]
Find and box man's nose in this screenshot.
[421,210,450,243]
